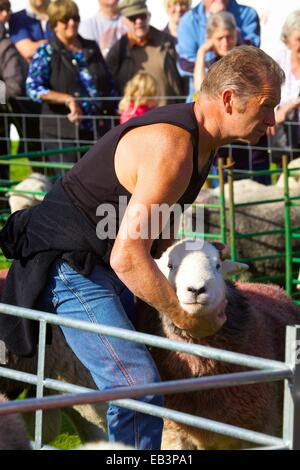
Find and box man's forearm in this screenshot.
[16,39,47,62]
[111,249,195,329]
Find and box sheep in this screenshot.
[0,393,31,449]
[137,239,300,450]
[193,157,300,283]
[8,173,52,213]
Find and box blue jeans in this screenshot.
[39,260,163,449]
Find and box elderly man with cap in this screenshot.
[106,0,184,105]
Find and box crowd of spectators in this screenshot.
[0,0,300,177]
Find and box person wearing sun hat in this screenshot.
[106,0,184,105]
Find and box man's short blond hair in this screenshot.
[201,45,285,101]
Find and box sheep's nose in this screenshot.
[187,286,207,296]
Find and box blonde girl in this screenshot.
[119,72,158,124]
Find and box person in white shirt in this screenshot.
[273,10,300,125]
[79,0,127,57]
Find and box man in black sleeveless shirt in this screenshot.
[0,46,284,450]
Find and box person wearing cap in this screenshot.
[106,0,183,105]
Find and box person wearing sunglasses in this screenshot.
[79,0,128,58]
[106,0,184,106]
[26,0,117,175]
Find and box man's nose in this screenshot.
[265,109,276,127]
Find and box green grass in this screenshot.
[18,390,81,450]
[9,140,31,182]
[49,413,81,450]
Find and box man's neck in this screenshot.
[194,99,225,155]
[99,4,119,20]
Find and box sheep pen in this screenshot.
[138,239,300,450]
[1,233,299,449]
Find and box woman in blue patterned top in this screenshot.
[26,0,117,175]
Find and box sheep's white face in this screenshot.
[156,239,248,334]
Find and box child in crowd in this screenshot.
[118,72,158,124]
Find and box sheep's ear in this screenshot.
[211,242,230,260]
[221,260,249,278]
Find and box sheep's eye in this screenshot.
[216,263,221,271]
[168,263,174,270]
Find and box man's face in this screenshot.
[229,84,280,145]
[29,0,50,10]
[203,0,228,14]
[125,12,150,39]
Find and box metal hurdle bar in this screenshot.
[0,304,299,450]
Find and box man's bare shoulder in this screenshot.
[115,123,193,194]
[117,123,193,163]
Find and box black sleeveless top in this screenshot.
[63,102,214,254]
[0,103,214,356]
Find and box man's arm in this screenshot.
[15,38,47,63]
[9,13,47,62]
[110,124,202,331]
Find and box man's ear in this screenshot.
[222,89,234,114]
